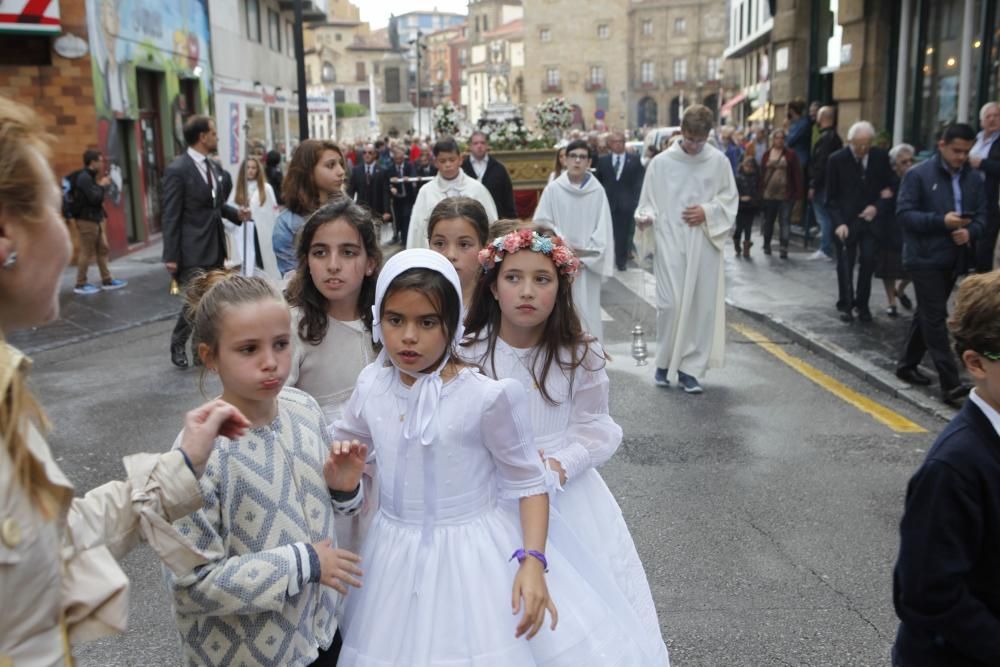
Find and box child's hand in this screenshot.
[311,538,363,594]
[324,439,368,493]
[545,458,567,487]
[512,559,558,639]
[179,399,251,476]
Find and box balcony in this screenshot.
[541,83,562,93]
[584,81,606,92]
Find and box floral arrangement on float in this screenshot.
[433,99,462,138]
[477,118,549,151]
[535,97,573,139]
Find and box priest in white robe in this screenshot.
[407,138,498,248]
[635,105,738,393]
[534,139,615,340]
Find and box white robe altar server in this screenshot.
[533,139,614,340]
[635,105,738,394]
[407,137,498,249]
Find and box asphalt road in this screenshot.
[27,273,939,667]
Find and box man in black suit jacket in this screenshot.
[462,131,517,219]
[596,131,645,270]
[825,121,892,322]
[385,145,417,244]
[162,115,247,368]
[969,102,1000,272]
[347,143,390,223]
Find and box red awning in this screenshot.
[719,92,748,117]
[0,0,61,35]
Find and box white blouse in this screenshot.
[463,337,622,482]
[287,307,376,425]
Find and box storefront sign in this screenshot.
[0,0,60,34]
[840,43,852,65]
[775,47,789,73]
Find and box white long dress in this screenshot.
[533,173,614,340]
[407,171,499,249]
[635,142,738,377]
[225,182,281,281]
[286,308,377,554]
[465,337,670,665]
[334,364,653,666]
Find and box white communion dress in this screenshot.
[465,337,670,665]
[333,362,655,666]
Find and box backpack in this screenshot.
[61,168,85,219]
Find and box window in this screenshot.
[334,89,346,104]
[642,19,653,36]
[245,0,260,43]
[546,67,560,88]
[267,9,281,52]
[285,21,294,57]
[356,62,366,81]
[475,16,480,32]
[539,28,551,42]
[589,65,605,87]
[597,24,609,39]
[707,57,721,80]
[335,32,342,41]
[673,58,687,82]
[321,62,335,82]
[674,17,686,34]
[482,16,488,31]
[641,60,655,84]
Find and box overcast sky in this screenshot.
[359,1,469,29]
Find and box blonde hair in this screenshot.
[0,96,61,517]
[948,271,1000,360]
[234,156,267,207]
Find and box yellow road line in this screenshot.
[730,322,927,434]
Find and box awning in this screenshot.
[719,92,748,117]
[0,0,61,35]
[747,103,773,122]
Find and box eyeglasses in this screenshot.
[567,153,590,162]
[980,350,1000,361]
[682,136,707,147]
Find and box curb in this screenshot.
[17,311,177,356]
[726,297,955,424]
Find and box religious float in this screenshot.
[433,97,574,219]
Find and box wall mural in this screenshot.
[85,0,212,249]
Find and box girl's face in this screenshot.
[314,149,346,196]
[308,219,375,316]
[771,132,786,150]
[491,250,558,338]
[557,148,567,168]
[1,147,71,330]
[435,151,461,179]
[381,288,449,384]
[429,217,483,293]
[202,299,292,408]
[245,159,259,181]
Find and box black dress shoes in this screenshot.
[839,310,854,322]
[857,308,873,323]
[942,384,973,405]
[895,366,932,386]
[171,343,189,368]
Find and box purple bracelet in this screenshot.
[510,548,548,572]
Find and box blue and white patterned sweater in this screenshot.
[165,387,362,667]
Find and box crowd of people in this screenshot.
[5,85,1000,666]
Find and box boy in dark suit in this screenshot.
[161,115,247,368]
[893,270,1000,667]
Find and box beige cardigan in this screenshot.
[0,344,209,666]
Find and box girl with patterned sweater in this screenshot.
[164,271,367,667]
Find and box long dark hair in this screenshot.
[462,227,604,405]
[383,268,463,366]
[282,139,343,216]
[286,198,382,344]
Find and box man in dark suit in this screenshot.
[161,115,248,368]
[385,145,417,244]
[969,101,1000,272]
[596,131,645,270]
[347,143,390,223]
[461,131,517,219]
[414,147,437,194]
[825,120,892,323]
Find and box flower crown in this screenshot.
[477,228,581,278]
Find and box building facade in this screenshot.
[522,0,630,131]
[628,0,734,130]
[464,19,525,124]
[424,24,465,108]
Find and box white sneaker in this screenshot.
[807,250,830,261]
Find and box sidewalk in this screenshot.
[10,242,180,355]
[723,242,959,422]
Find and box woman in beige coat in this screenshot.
[0,96,250,665]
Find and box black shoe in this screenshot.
[896,366,932,386]
[779,248,788,260]
[170,343,189,368]
[898,292,913,311]
[763,245,772,256]
[886,305,899,318]
[839,310,854,322]
[616,263,627,271]
[857,308,873,322]
[942,384,973,405]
